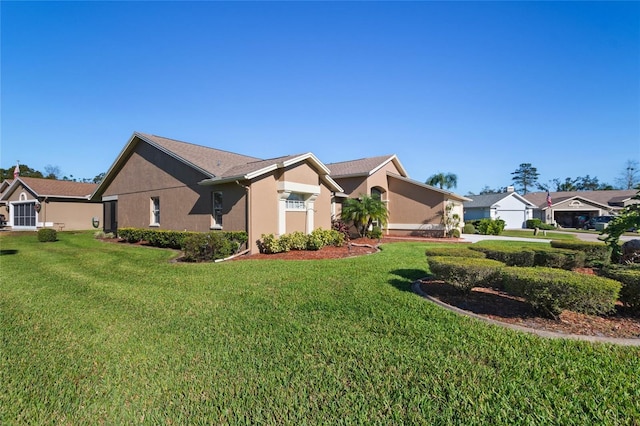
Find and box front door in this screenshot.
[103,200,117,234]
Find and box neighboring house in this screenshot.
[326,155,470,237]
[524,190,639,228]
[91,132,343,254]
[91,132,472,253]
[463,187,536,229]
[0,177,101,231]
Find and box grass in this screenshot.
[500,229,578,240]
[1,231,639,424]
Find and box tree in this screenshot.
[340,194,388,237]
[44,164,61,179]
[0,164,44,181]
[511,163,539,194]
[602,191,640,262]
[616,159,640,190]
[478,185,507,195]
[426,172,458,190]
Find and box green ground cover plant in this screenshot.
[1,233,639,424]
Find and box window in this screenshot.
[212,192,223,228]
[371,188,383,200]
[14,202,36,227]
[150,197,160,225]
[285,193,305,210]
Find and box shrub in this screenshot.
[94,231,115,239]
[601,265,640,311]
[286,231,308,250]
[259,234,288,254]
[367,226,383,240]
[501,267,621,318]
[449,228,461,238]
[470,246,535,267]
[477,218,505,235]
[462,223,476,234]
[424,247,485,258]
[37,228,57,242]
[181,232,235,262]
[525,219,556,230]
[257,229,344,254]
[332,218,351,242]
[145,230,190,249]
[427,256,504,293]
[533,248,586,270]
[550,240,611,267]
[118,227,145,243]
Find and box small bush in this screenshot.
[367,226,383,240]
[550,240,611,267]
[477,218,505,235]
[427,256,504,293]
[286,231,308,250]
[449,228,461,238]
[258,229,344,254]
[118,227,146,243]
[259,234,288,254]
[425,247,485,258]
[463,223,476,234]
[181,232,235,262]
[501,267,621,318]
[601,265,640,311]
[37,228,57,242]
[332,218,351,242]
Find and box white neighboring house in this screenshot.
[463,187,536,229]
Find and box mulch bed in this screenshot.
[418,278,640,340]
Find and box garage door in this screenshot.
[496,210,526,229]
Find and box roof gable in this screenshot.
[523,190,639,209]
[387,173,471,202]
[1,177,97,201]
[464,192,536,208]
[326,155,408,178]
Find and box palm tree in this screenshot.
[426,172,458,190]
[341,194,388,237]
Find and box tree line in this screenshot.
[0,164,105,184]
[426,159,640,195]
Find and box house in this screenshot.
[326,155,470,237]
[92,132,471,253]
[463,187,536,229]
[524,190,639,228]
[91,132,343,253]
[0,177,102,231]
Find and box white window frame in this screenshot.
[212,191,223,229]
[150,197,160,226]
[285,193,306,210]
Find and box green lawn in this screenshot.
[500,229,578,240]
[1,232,639,424]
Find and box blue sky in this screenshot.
[1,1,638,195]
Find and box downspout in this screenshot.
[236,181,250,252]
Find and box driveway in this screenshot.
[460,231,638,244]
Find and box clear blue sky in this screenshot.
[2,1,639,195]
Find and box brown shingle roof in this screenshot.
[137,132,261,177]
[524,190,639,208]
[219,154,303,178]
[16,177,97,198]
[326,155,397,177]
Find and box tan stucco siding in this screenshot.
[387,176,444,232]
[39,200,102,231]
[284,162,320,184]
[249,174,279,252]
[214,182,247,232]
[285,211,307,233]
[315,182,334,229]
[103,142,210,198]
[367,163,399,193]
[333,177,365,197]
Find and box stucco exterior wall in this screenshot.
[387,176,445,236]
[249,174,279,251]
[102,142,214,232]
[4,183,101,231]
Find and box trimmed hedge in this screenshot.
[258,229,344,254]
[427,256,504,293]
[470,246,536,267]
[424,247,486,258]
[601,265,640,311]
[525,219,555,230]
[117,228,248,253]
[37,228,57,242]
[501,267,621,318]
[532,248,586,270]
[550,240,611,267]
[182,232,235,262]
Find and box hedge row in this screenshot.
[427,256,504,293]
[469,245,587,270]
[258,229,344,254]
[501,267,621,318]
[424,247,486,258]
[550,240,612,267]
[601,265,640,311]
[117,227,248,251]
